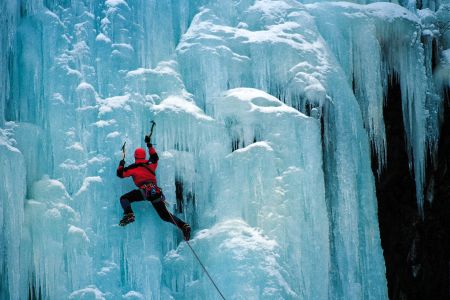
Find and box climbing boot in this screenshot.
[119,213,135,226]
[182,224,191,241]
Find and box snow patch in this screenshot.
[219,88,306,117]
[154,96,213,121]
[75,176,103,196]
[98,95,130,115]
[232,141,273,154]
[106,0,129,8]
[66,142,84,151]
[31,176,71,203]
[122,291,144,299]
[69,286,105,300]
[68,225,90,243]
[95,33,111,43]
[76,82,95,93]
[94,119,116,128]
[106,131,120,139]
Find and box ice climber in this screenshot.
[116,135,191,241]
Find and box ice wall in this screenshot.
[176,2,388,298]
[307,2,436,214]
[0,1,19,127]
[1,0,448,299]
[0,126,26,300]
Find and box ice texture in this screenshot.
[1,0,448,299]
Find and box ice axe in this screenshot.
[147,120,156,142]
[121,141,126,160]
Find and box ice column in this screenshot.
[0,129,27,300]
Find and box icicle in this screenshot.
[307,2,444,215]
[0,1,19,126]
[0,128,27,299]
[374,8,428,215]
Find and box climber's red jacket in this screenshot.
[116,144,159,187]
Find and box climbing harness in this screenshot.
[140,182,162,201]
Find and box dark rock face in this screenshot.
[375,80,450,300]
[423,88,450,299]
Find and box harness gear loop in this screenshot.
[140,182,162,201]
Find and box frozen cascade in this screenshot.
[0,0,449,299]
[0,2,19,127]
[0,127,27,299]
[159,88,329,299]
[306,2,434,214]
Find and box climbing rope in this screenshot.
[166,207,226,300]
[185,240,226,300]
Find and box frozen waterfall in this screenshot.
[1,0,449,299]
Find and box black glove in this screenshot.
[145,135,151,144]
[119,159,125,166]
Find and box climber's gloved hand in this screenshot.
[119,159,125,166]
[145,135,150,144]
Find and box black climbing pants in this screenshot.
[120,189,186,229]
